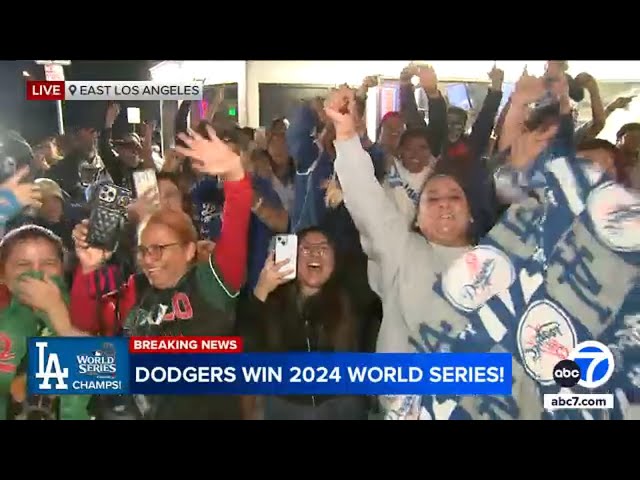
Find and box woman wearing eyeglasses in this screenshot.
[69,125,253,420]
[238,226,370,420]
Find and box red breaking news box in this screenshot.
[26,81,65,101]
[129,336,243,353]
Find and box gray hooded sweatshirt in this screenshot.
[335,136,483,419]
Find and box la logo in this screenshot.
[34,341,69,390]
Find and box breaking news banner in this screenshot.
[26,337,512,397]
[25,80,203,101]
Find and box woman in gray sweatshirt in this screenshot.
[329,86,562,420]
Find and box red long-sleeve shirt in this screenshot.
[70,174,253,335]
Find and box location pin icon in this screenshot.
[69,84,77,95]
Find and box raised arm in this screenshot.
[213,174,253,291]
[399,64,427,129]
[328,87,410,281]
[251,177,289,233]
[419,65,447,157]
[286,103,321,172]
[0,167,42,229]
[176,123,252,294]
[69,219,137,335]
[99,103,125,185]
[468,66,504,157]
[138,121,158,170]
[175,100,191,138]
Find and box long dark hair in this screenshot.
[265,227,359,351]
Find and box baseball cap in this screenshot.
[113,133,142,149]
[34,178,64,200]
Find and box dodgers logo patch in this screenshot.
[442,245,516,312]
[517,299,577,386]
[587,181,640,253]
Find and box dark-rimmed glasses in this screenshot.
[136,243,181,261]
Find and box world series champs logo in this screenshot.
[29,339,128,395]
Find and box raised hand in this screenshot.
[254,253,294,302]
[324,85,357,141]
[546,60,568,78]
[175,124,244,182]
[510,123,559,170]
[0,166,42,209]
[608,96,635,112]
[72,219,113,273]
[361,75,379,90]
[322,176,344,208]
[400,63,420,83]
[127,188,160,223]
[105,103,121,128]
[488,64,505,90]
[512,73,545,106]
[574,72,598,91]
[418,65,438,94]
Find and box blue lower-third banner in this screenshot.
[27,337,512,396]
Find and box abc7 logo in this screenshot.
[553,340,615,389]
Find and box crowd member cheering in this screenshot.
[69,124,252,420]
[239,227,370,420]
[328,81,561,419]
[1,60,637,422]
[0,156,89,420]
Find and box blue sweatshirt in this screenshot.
[286,104,384,255]
[191,176,224,240]
[191,172,282,292]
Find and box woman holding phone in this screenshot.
[69,124,253,420]
[238,227,370,420]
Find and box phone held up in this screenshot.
[272,234,297,281]
[86,181,132,251]
[524,89,561,132]
[525,72,583,132]
[132,168,160,204]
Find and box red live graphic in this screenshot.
[129,336,243,353]
[26,81,65,101]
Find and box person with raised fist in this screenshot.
[327,84,559,420]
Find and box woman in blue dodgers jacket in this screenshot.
[329,74,639,420]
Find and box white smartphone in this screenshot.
[273,234,298,281]
[127,107,141,125]
[132,169,160,203]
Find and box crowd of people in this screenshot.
[0,60,637,420]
